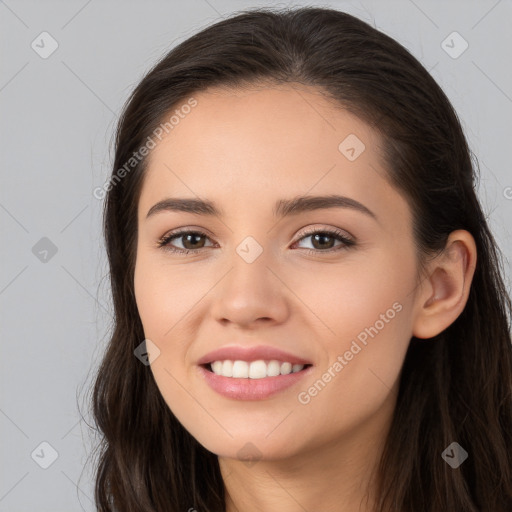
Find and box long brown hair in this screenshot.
[89,6,512,511]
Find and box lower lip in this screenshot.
[198,365,314,400]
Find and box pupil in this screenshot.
[185,234,203,249]
[314,233,333,249]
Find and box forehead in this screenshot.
[137,84,404,224]
[150,84,380,159]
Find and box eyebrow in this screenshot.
[145,194,377,220]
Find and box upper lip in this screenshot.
[197,345,313,366]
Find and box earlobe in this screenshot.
[412,230,477,340]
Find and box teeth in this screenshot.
[248,360,266,379]
[211,360,223,374]
[281,362,292,375]
[232,360,249,378]
[267,360,280,377]
[222,360,233,377]
[209,359,306,378]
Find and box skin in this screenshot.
[133,83,476,511]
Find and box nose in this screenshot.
[209,245,290,329]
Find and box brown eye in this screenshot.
[157,230,214,254]
[294,228,355,254]
[178,232,207,250]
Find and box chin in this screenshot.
[192,429,301,462]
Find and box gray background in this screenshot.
[1,0,510,510]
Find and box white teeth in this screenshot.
[267,360,281,377]
[281,362,292,375]
[232,360,249,378]
[248,360,267,379]
[222,360,233,377]
[211,361,223,374]
[209,359,306,378]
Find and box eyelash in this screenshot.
[156,227,355,255]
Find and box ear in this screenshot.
[412,230,477,339]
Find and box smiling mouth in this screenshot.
[201,360,313,379]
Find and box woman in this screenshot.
[91,6,512,511]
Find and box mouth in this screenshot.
[197,360,313,401]
[201,360,313,379]
[196,345,314,399]
[198,360,314,400]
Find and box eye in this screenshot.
[157,229,215,254]
[292,227,355,254]
[157,227,355,255]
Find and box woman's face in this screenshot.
[134,84,421,461]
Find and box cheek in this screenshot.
[290,248,415,409]
[134,254,206,341]
[290,305,413,451]
[134,256,208,402]
[288,247,415,350]
[133,260,194,424]
[296,300,411,443]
